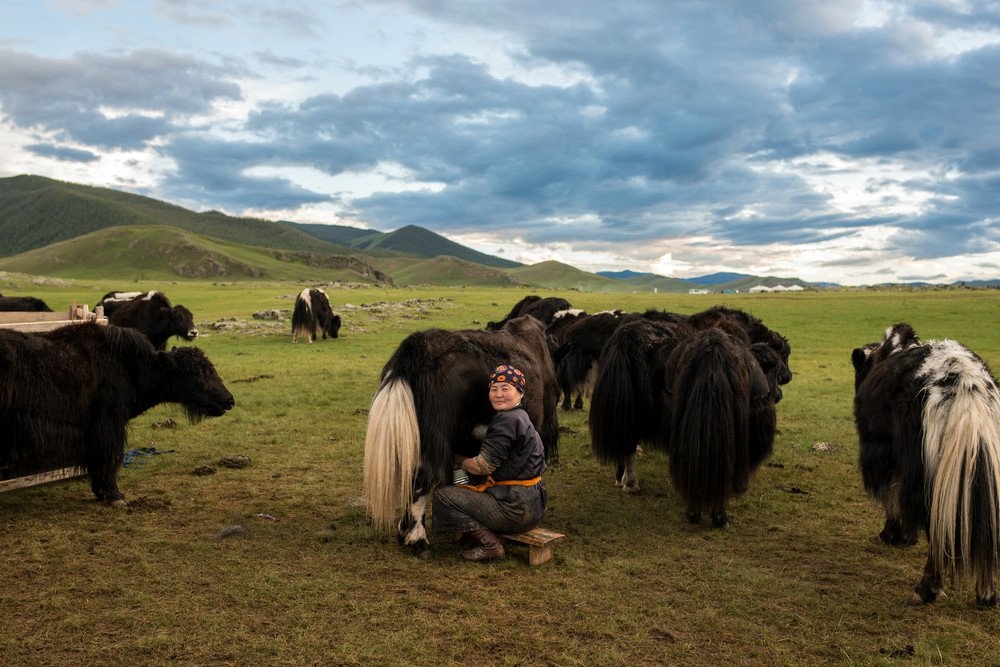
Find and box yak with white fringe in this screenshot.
[852,323,1000,605]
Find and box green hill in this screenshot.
[0,225,388,283]
[0,174,350,257]
[370,255,526,287]
[508,260,646,292]
[284,221,522,270]
[279,221,375,247]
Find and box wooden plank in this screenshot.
[0,467,86,493]
[0,311,72,325]
[501,526,566,547]
[0,303,107,332]
[1,320,82,332]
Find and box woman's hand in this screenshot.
[457,456,489,476]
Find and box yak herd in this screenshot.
[3,288,1000,606]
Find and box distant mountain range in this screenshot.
[0,174,839,290]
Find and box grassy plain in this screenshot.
[3,277,1000,666]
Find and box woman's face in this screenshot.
[489,381,522,411]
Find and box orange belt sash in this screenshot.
[456,475,542,492]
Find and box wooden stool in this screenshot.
[500,527,565,566]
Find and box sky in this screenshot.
[2,1,1000,286]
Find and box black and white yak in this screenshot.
[0,322,235,505]
[291,288,341,343]
[362,315,559,557]
[853,323,1000,605]
[97,291,199,350]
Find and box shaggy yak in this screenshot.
[0,322,235,505]
[590,306,791,500]
[291,288,342,343]
[362,315,559,557]
[853,323,1000,605]
[662,323,779,527]
[97,290,199,350]
[486,295,574,331]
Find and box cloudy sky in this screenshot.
[2,1,999,285]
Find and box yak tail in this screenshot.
[362,377,420,531]
[589,329,643,465]
[924,379,1000,590]
[291,289,314,341]
[668,331,749,517]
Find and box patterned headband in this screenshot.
[489,363,526,393]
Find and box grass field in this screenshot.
[3,277,1000,666]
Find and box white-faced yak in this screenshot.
[0,322,235,505]
[853,323,1000,606]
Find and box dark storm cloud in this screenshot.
[0,48,241,149]
[159,134,334,210]
[25,143,99,163]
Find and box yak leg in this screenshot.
[616,452,640,494]
[86,418,127,506]
[878,487,918,546]
[397,470,432,558]
[711,502,729,529]
[879,516,918,546]
[977,574,998,607]
[912,552,946,604]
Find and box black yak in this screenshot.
[0,296,53,312]
[663,325,778,527]
[486,295,573,331]
[0,322,234,505]
[589,306,791,499]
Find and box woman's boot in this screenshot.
[459,528,505,561]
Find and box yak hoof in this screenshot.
[912,586,945,604]
[109,498,128,509]
[977,593,998,607]
[406,538,431,559]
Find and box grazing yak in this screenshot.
[0,322,235,505]
[292,288,342,343]
[486,295,574,331]
[550,309,625,411]
[363,315,560,557]
[853,323,1000,605]
[0,295,53,312]
[97,291,198,350]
